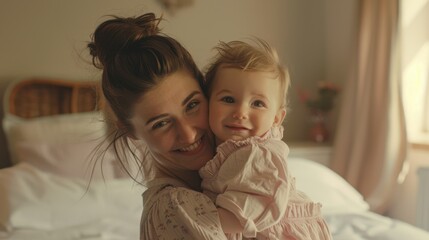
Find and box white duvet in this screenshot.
[325,211,429,240]
[0,162,144,240]
[289,158,429,240]
[1,159,429,240]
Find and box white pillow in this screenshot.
[14,141,117,180]
[0,163,103,231]
[2,111,121,180]
[288,157,370,214]
[0,162,145,232]
[3,112,106,164]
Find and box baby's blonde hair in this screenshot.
[204,38,290,108]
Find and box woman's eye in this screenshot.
[252,100,266,108]
[220,96,234,103]
[152,120,170,130]
[186,100,200,112]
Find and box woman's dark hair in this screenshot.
[87,13,204,180]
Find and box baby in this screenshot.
[199,39,332,239]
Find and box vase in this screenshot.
[309,112,329,143]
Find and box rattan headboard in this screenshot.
[5,78,103,118]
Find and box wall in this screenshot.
[323,0,359,137]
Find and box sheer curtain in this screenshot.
[330,0,408,214]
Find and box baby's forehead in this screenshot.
[214,69,281,92]
[216,65,277,77]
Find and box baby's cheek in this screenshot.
[208,107,222,126]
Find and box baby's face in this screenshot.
[209,67,285,144]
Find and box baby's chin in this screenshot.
[216,134,249,145]
[228,134,248,142]
[223,134,248,142]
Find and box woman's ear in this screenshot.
[273,108,286,126]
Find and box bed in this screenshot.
[1,79,429,240]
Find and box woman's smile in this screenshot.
[177,137,202,153]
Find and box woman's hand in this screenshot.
[217,208,243,234]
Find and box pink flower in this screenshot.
[297,81,340,113]
[318,81,340,91]
[297,87,310,103]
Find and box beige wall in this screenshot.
[323,0,359,138]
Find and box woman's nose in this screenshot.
[176,119,197,143]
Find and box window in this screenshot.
[400,0,429,145]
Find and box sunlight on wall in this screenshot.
[401,0,429,27]
[402,42,429,141]
[401,0,429,144]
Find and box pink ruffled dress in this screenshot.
[199,126,332,239]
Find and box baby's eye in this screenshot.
[186,100,200,112]
[152,119,170,130]
[252,100,267,108]
[220,96,234,103]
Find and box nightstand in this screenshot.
[288,141,332,166]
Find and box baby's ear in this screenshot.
[273,108,286,126]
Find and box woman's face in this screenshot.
[130,70,214,171]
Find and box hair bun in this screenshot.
[88,13,162,69]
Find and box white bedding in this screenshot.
[1,158,429,239]
[325,211,429,240]
[0,163,144,240]
[289,158,429,240]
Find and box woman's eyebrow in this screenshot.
[182,91,200,106]
[145,113,169,126]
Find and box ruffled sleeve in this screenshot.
[141,181,228,240]
[214,139,291,238]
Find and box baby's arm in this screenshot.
[215,142,290,237]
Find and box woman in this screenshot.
[88,13,230,239]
